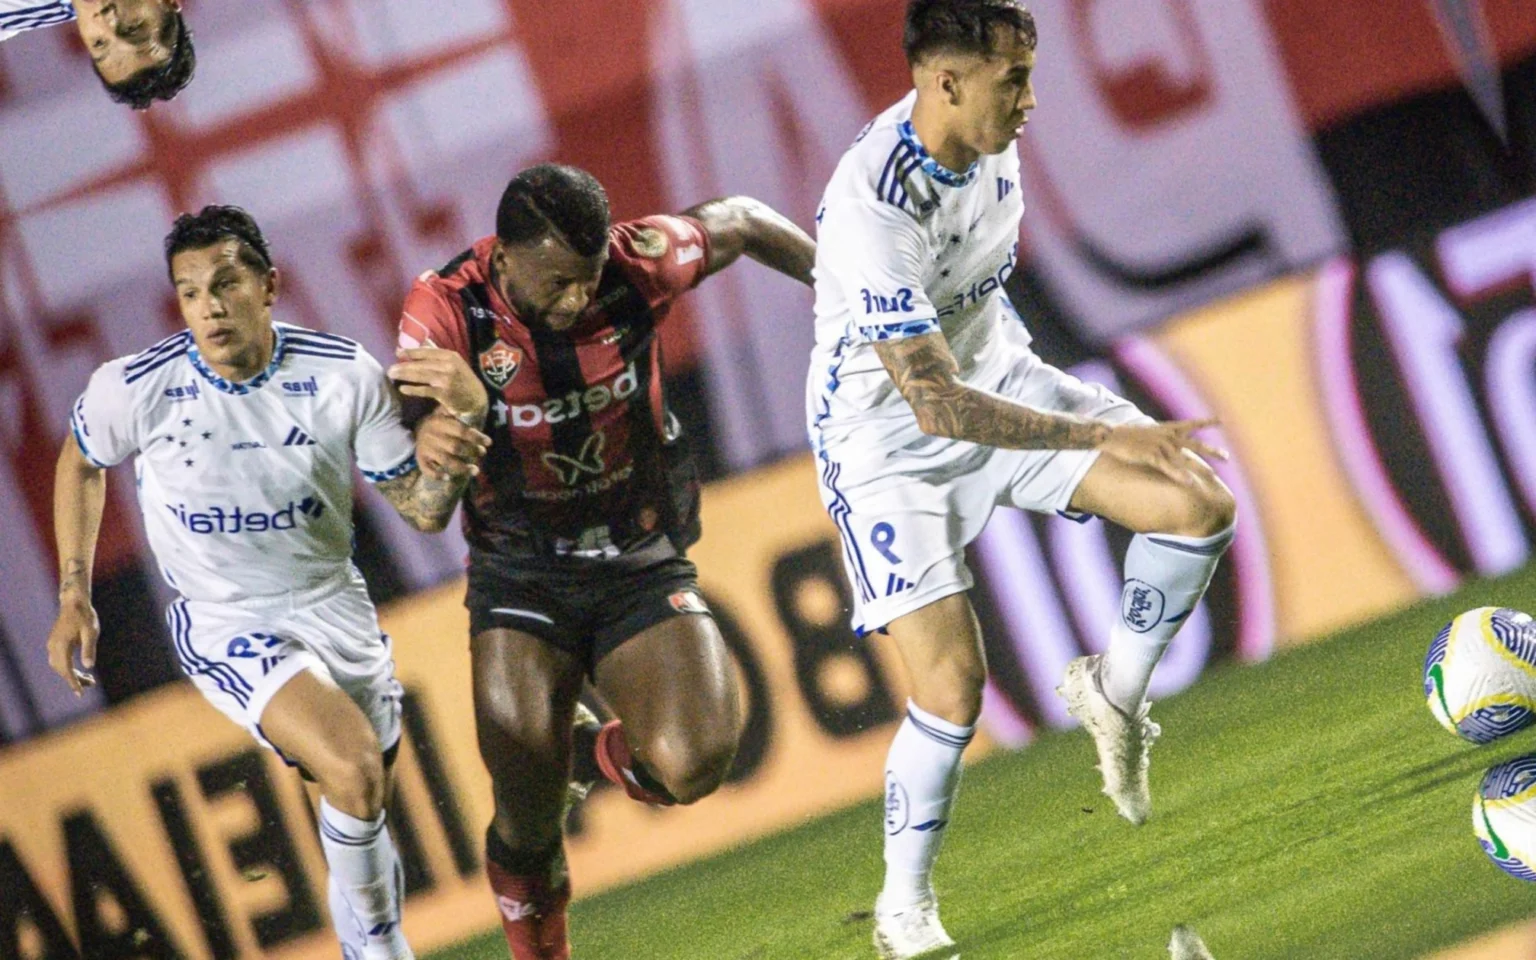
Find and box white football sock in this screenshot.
[1102,525,1234,714]
[328,873,367,958]
[319,799,408,956]
[881,700,974,909]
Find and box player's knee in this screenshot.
[646,731,738,805]
[314,738,387,818]
[911,658,986,727]
[1166,465,1237,539]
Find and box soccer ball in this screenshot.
[1423,607,1536,744]
[1474,753,1536,881]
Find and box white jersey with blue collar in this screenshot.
[69,322,417,605]
[807,91,1029,455]
[0,0,74,42]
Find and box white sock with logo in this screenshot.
[880,700,974,910]
[319,799,409,957]
[1102,526,1234,714]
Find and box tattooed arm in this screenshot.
[48,437,105,695]
[374,453,473,533]
[875,332,1109,449]
[874,332,1226,480]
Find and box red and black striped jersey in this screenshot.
[397,216,711,562]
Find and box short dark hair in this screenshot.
[903,0,1037,65]
[495,164,611,258]
[164,205,274,282]
[97,11,196,110]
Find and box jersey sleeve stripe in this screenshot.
[283,329,360,349]
[125,331,193,371]
[361,453,417,484]
[875,142,912,206]
[285,346,359,362]
[124,345,191,384]
[68,411,109,469]
[856,317,940,341]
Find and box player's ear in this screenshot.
[264,267,280,306]
[936,68,962,106]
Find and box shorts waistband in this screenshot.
[182,567,363,614]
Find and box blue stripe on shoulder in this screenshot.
[284,329,360,350]
[126,331,193,371]
[286,347,358,362]
[124,346,190,384]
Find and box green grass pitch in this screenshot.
[429,568,1536,959]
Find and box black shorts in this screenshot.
[465,552,710,674]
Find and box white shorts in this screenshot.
[165,570,403,765]
[816,351,1150,635]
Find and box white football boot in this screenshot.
[872,894,958,960]
[1058,654,1161,825]
[1169,925,1216,959]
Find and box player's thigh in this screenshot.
[260,667,384,784]
[883,592,987,726]
[1067,449,1232,536]
[997,359,1153,517]
[592,611,741,749]
[816,456,989,640]
[284,582,406,755]
[470,625,587,777]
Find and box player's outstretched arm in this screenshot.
[48,438,105,696]
[681,197,816,286]
[874,332,1227,479]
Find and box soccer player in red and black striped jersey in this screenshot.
[391,164,814,960]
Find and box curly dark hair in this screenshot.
[96,10,196,110]
[163,205,274,282]
[495,163,611,258]
[903,0,1036,65]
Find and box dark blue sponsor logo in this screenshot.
[230,440,267,451]
[164,496,324,534]
[281,376,319,398]
[860,288,915,314]
[163,383,201,402]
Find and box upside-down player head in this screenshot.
[75,0,196,109]
[490,163,612,333]
[164,204,278,379]
[906,0,1037,159]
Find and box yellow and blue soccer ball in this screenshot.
[1423,607,1536,744]
[1474,753,1536,881]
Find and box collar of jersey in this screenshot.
[897,120,978,188]
[187,326,287,395]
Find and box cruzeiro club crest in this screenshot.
[542,432,606,486]
[478,340,523,390]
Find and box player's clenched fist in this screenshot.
[47,590,100,697]
[389,347,490,422]
[1099,418,1228,484]
[416,412,491,481]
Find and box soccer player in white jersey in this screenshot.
[0,0,194,108]
[807,2,1237,956]
[45,206,489,960]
